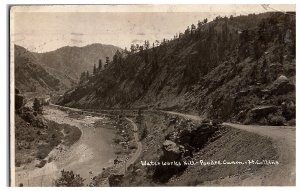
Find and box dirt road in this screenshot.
[162,110,296,186]
[125,118,143,168]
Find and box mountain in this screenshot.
[34,43,122,80]
[57,12,295,125]
[14,43,122,94]
[14,45,62,93]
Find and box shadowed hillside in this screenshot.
[14,43,122,94]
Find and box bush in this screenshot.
[15,160,21,167]
[268,114,286,126]
[140,127,148,140]
[287,119,296,126]
[35,160,47,168]
[129,143,137,150]
[55,170,85,187]
[33,98,43,114]
[36,144,52,159]
[63,125,82,146]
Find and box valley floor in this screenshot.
[14,106,295,186]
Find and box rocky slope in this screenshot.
[57,12,295,125]
[14,44,122,94]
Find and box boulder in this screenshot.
[270,75,294,95]
[250,105,277,119]
[15,94,25,110]
[162,140,183,161]
[168,117,177,125]
[15,88,20,95]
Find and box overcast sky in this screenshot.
[11,4,295,52]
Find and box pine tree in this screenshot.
[79,71,86,84]
[33,98,43,114]
[184,26,190,35]
[98,59,102,72]
[93,64,96,75]
[104,57,110,69]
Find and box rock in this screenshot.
[277,75,289,82]
[250,105,277,119]
[15,88,20,95]
[270,75,294,95]
[135,169,142,174]
[237,89,249,97]
[168,117,177,125]
[201,119,211,124]
[15,94,25,110]
[162,140,183,161]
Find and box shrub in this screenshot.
[35,160,47,168]
[63,125,82,146]
[15,160,21,167]
[140,127,148,140]
[33,98,43,114]
[129,143,137,150]
[287,119,296,126]
[36,144,52,159]
[55,170,85,187]
[268,114,286,126]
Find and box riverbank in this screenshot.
[15,105,117,186]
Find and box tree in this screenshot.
[155,40,160,47]
[141,126,148,140]
[93,64,96,75]
[139,45,144,52]
[191,24,196,35]
[79,71,86,84]
[184,26,190,35]
[104,57,110,69]
[113,50,122,63]
[55,170,85,187]
[98,59,102,72]
[144,40,150,50]
[197,20,203,29]
[179,32,183,38]
[253,41,263,63]
[203,18,208,23]
[124,47,129,55]
[33,98,42,114]
[130,44,136,53]
[86,71,89,78]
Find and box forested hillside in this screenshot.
[14,44,121,94]
[58,12,295,125]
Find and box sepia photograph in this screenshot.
[9,4,296,187]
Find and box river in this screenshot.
[15,106,116,186]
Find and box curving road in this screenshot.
[162,110,295,186]
[124,117,143,169]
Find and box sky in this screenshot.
[11,4,295,52]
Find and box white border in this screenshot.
[1,0,298,191]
